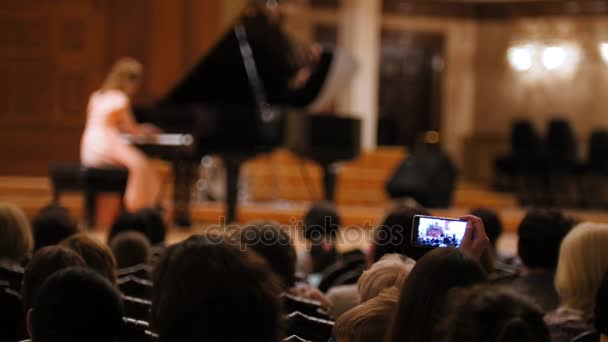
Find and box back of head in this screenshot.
[152,234,282,342]
[109,209,166,246]
[0,202,33,264]
[388,247,486,342]
[61,234,117,285]
[238,220,297,289]
[303,202,341,241]
[433,285,550,342]
[30,267,122,342]
[372,206,430,262]
[32,204,78,252]
[22,246,86,310]
[334,287,400,342]
[358,254,415,303]
[518,209,574,269]
[470,208,502,247]
[555,222,608,314]
[110,231,152,269]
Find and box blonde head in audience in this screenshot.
[102,57,143,97]
[555,222,608,314]
[333,287,400,342]
[358,254,415,303]
[0,202,33,265]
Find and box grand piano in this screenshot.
[134,3,360,225]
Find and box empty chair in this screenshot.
[118,275,153,299]
[122,295,152,322]
[117,263,153,280]
[584,130,608,208]
[118,317,158,342]
[284,311,334,342]
[545,119,583,207]
[281,293,331,320]
[494,120,546,203]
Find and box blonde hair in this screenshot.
[102,57,143,94]
[555,222,608,313]
[358,254,415,303]
[333,287,400,342]
[0,202,33,263]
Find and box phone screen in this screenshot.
[412,215,468,248]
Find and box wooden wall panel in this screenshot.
[0,0,224,176]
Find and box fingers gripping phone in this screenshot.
[412,215,468,248]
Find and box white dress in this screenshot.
[80,90,160,211]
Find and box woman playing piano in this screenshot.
[80,58,161,212]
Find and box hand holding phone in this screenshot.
[458,215,490,260]
[412,215,469,248]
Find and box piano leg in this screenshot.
[321,162,336,202]
[224,158,242,223]
[172,159,197,227]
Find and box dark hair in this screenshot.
[372,206,431,262]
[31,204,78,252]
[151,234,282,342]
[109,208,166,246]
[109,231,152,269]
[303,202,341,241]
[22,246,86,310]
[470,208,502,247]
[238,221,297,289]
[433,285,550,342]
[388,248,487,342]
[595,270,608,335]
[518,209,575,269]
[30,267,123,342]
[61,234,117,285]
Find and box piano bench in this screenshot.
[49,163,129,227]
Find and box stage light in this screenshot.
[507,44,534,72]
[542,46,567,70]
[599,42,608,64]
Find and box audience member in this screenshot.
[512,209,574,312]
[388,247,487,342]
[238,220,297,289]
[300,202,341,274]
[371,205,430,262]
[61,234,118,285]
[358,254,415,303]
[0,202,33,267]
[595,270,608,341]
[21,246,86,310]
[31,203,78,252]
[432,284,550,342]
[545,222,608,342]
[109,208,166,246]
[109,231,152,269]
[27,267,123,342]
[151,234,282,342]
[333,287,400,342]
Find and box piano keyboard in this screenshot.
[121,134,194,147]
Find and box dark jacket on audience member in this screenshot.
[510,269,559,312]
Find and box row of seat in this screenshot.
[495,120,608,208]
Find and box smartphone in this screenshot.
[411,215,468,248]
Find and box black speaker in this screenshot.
[385,150,457,208]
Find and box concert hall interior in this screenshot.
[2,0,608,341]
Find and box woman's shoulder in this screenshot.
[89,90,129,113]
[545,307,593,342]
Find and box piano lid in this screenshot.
[159,6,352,110]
